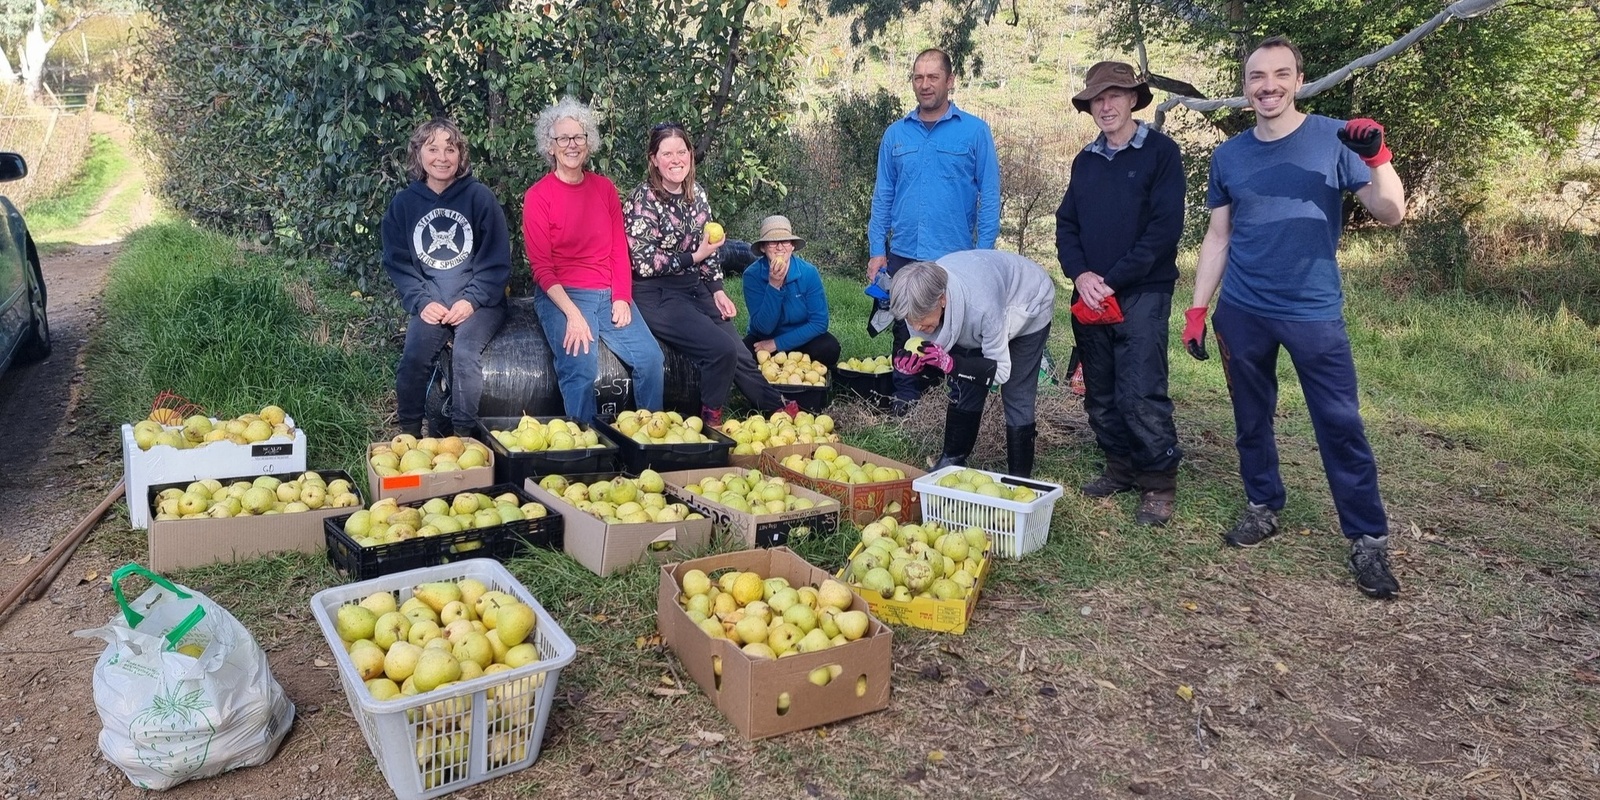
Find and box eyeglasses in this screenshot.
[552,134,588,147]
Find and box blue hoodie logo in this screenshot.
[413,208,474,271]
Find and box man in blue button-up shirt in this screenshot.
[866,48,1001,412]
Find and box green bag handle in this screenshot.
[112,563,206,650]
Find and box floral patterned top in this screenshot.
[622,181,723,291]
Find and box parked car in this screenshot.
[0,151,49,374]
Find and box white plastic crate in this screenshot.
[913,466,1064,559]
[309,559,576,800]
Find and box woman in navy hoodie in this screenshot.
[381,118,511,437]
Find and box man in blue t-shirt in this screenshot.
[867,48,1001,418]
[1182,36,1407,599]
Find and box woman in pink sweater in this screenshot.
[522,97,664,423]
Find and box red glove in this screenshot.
[1182,307,1209,361]
[1338,118,1391,167]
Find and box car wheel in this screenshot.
[16,254,50,363]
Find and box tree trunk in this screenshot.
[20,0,59,104]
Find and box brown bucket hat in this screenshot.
[751,215,805,251]
[1072,60,1153,113]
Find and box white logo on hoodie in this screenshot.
[413,208,474,270]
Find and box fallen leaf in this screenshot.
[1038,683,1058,698]
[7,554,31,566]
[927,750,945,762]
[656,743,680,757]
[1093,679,1118,691]
[592,613,609,623]
[635,634,662,650]
[919,663,943,681]
[903,766,926,784]
[695,731,725,744]
[84,570,99,581]
[1274,662,1289,674]
[578,763,594,776]
[1182,602,1198,612]
[658,674,676,687]
[313,657,330,668]
[965,678,993,696]
[650,687,689,697]
[1176,685,1194,702]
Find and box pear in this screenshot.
[816,579,855,612]
[366,677,402,700]
[453,632,494,669]
[795,627,832,654]
[456,578,489,610]
[384,641,423,683]
[335,604,379,643]
[372,611,411,650]
[504,643,540,668]
[412,648,462,692]
[407,619,443,647]
[834,610,870,641]
[349,640,386,680]
[414,581,462,613]
[440,600,475,626]
[493,602,536,647]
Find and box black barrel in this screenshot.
[469,297,703,419]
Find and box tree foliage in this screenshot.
[138,0,809,287]
[824,0,1002,75]
[1092,0,1600,208]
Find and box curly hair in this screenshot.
[405,118,471,182]
[889,261,948,321]
[535,96,602,167]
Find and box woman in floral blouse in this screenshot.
[622,122,796,426]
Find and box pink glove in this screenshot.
[894,341,953,374]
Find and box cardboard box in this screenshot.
[522,476,713,577]
[760,443,925,526]
[835,542,991,634]
[122,419,307,529]
[144,469,358,572]
[659,467,841,548]
[365,439,495,505]
[657,548,893,740]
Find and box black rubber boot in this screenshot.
[1005,424,1037,478]
[932,405,982,470]
[398,420,423,438]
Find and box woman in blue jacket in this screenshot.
[741,216,839,368]
[381,118,510,437]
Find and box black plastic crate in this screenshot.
[591,416,735,473]
[476,416,620,487]
[832,367,894,409]
[323,482,562,581]
[768,374,832,413]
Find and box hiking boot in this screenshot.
[1080,474,1135,498]
[699,405,724,429]
[1348,535,1400,599]
[1222,503,1279,547]
[1135,489,1175,527]
[398,420,422,438]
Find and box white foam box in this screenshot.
[122,419,307,529]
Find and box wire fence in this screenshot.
[0,84,98,209]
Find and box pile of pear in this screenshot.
[608,410,714,444]
[132,404,294,451]
[717,410,837,456]
[332,579,548,783]
[369,435,492,477]
[537,471,701,525]
[776,444,909,486]
[678,568,873,709]
[153,471,359,521]
[487,415,606,453]
[342,492,548,548]
[845,515,990,602]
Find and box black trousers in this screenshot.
[634,274,783,412]
[1074,290,1181,476]
[742,330,842,370]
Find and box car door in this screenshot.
[0,194,24,369]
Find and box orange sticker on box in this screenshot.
[382,474,423,489]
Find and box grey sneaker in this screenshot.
[1223,503,1279,547]
[1348,535,1400,599]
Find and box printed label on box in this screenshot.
[251,442,297,459]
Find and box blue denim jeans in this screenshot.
[396,302,505,433]
[1212,301,1387,539]
[533,287,664,423]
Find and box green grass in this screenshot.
[22,133,129,237]
[82,221,393,480]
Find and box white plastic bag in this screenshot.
[74,563,295,791]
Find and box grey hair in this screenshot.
[889,261,947,321]
[534,95,603,167]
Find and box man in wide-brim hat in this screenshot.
[1056,60,1186,525]
[742,214,840,369]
